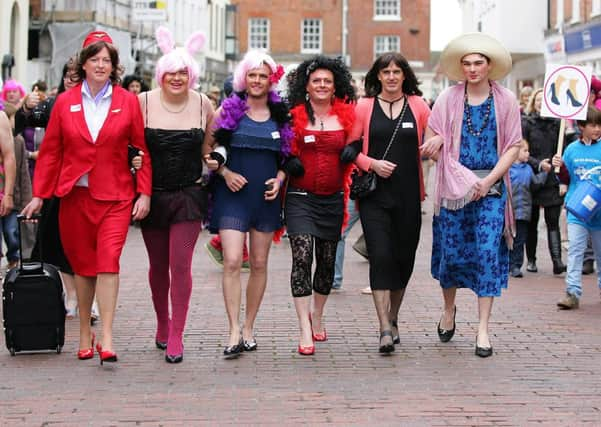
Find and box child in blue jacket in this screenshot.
[509,140,548,277]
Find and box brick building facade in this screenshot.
[231,0,430,75]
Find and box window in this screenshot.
[593,0,601,17]
[249,18,269,50]
[374,36,400,58]
[556,0,564,29]
[374,0,401,20]
[571,0,580,23]
[301,19,322,53]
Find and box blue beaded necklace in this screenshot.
[464,84,493,137]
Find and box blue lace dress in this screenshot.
[210,115,282,233]
[431,98,510,297]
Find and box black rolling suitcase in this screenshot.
[2,214,65,356]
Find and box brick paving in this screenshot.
[1,199,601,426]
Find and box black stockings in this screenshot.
[289,234,338,297]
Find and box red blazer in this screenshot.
[33,84,151,200]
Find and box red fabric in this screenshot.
[350,96,431,202]
[59,187,132,276]
[289,129,347,194]
[33,84,152,200]
[289,99,355,232]
[83,31,113,47]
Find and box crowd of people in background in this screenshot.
[1,27,600,366]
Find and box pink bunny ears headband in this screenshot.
[155,26,206,88]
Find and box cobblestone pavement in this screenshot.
[1,200,601,426]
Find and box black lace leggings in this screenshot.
[289,234,338,297]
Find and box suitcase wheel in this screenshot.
[9,348,15,356]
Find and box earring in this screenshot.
[305,92,310,101]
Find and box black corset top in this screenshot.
[144,127,205,191]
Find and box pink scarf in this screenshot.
[428,81,522,246]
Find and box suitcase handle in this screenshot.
[16,213,43,271]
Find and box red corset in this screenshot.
[290,129,346,195]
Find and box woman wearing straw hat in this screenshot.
[421,33,522,358]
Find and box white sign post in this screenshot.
[540,64,592,171]
[132,1,168,22]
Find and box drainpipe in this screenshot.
[342,0,348,66]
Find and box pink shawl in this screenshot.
[428,81,522,246]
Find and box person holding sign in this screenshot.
[552,107,601,309]
[420,33,521,358]
[522,88,566,275]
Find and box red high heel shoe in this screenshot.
[77,333,96,360]
[298,344,315,355]
[309,313,328,342]
[95,343,118,365]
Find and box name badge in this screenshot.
[70,104,81,112]
[111,108,121,113]
[271,131,280,139]
[402,122,414,129]
[304,135,316,143]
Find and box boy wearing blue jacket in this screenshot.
[552,107,601,309]
[509,140,548,277]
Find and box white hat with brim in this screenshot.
[440,32,512,81]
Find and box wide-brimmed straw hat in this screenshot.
[440,32,512,81]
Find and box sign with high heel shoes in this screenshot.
[541,64,591,120]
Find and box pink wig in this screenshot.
[233,50,278,92]
[0,79,26,103]
[154,26,206,89]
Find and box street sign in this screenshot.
[541,63,591,121]
[132,1,167,22]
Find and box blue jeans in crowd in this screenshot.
[332,198,360,289]
[0,210,20,263]
[566,223,601,298]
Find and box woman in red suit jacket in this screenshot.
[22,31,152,365]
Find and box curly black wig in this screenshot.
[364,52,422,97]
[286,55,356,125]
[122,74,149,93]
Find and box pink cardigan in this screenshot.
[351,95,431,201]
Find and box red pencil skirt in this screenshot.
[59,187,133,277]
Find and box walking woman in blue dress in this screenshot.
[421,33,521,357]
[204,50,292,358]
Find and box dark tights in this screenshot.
[289,234,337,297]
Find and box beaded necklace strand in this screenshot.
[464,85,493,137]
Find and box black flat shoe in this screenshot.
[155,340,167,350]
[475,336,493,358]
[165,353,183,363]
[223,338,244,359]
[378,330,395,354]
[437,306,456,343]
[243,338,257,352]
[391,320,400,345]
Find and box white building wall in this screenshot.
[461,0,547,54]
[0,0,29,86]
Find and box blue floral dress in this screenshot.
[431,98,509,297]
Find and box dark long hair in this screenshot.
[364,52,422,97]
[74,41,123,85]
[286,55,356,125]
[57,57,78,94]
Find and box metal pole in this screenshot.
[342,0,348,65]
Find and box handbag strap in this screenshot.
[380,96,408,161]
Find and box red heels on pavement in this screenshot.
[95,343,118,365]
[298,343,315,356]
[77,333,96,360]
[309,313,327,342]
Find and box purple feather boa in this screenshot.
[214,91,292,161]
